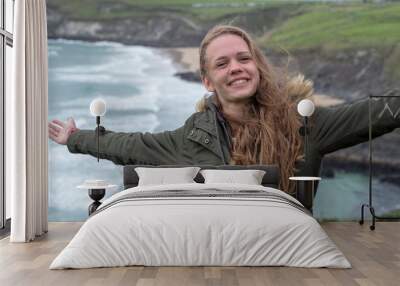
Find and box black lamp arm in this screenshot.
[298,116,310,164]
[96,116,100,162]
[304,116,309,164]
[94,117,106,162]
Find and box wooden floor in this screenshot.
[0,222,399,286]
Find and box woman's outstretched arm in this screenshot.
[312,91,400,155]
[48,117,187,165]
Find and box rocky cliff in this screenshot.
[47,7,205,47]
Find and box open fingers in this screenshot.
[48,127,58,138]
[48,130,58,142]
[51,119,66,128]
[48,121,62,133]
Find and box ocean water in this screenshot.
[314,170,400,220]
[48,39,400,221]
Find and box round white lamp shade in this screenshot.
[90,98,106,117]
[297,99,315,117]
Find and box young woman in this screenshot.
[48,25,400,194]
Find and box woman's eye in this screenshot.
[239,57,251,62]
[216,62,226,68]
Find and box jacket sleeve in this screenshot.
[312,96,400,155]
[66,126,186,165]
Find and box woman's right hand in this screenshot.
[48,117,79,145]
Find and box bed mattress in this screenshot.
[50,183,351,269]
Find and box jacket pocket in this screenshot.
[186,128,222,159]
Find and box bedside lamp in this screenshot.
[297,99,315,164]
[90,98,106,162]
[293,99,318,213]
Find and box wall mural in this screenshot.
[47,0,400,221]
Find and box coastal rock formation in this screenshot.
[47,6,206,47]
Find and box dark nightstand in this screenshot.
[77,180,117,215]
[289,176,321,214]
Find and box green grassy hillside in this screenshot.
[264,3,400,51]
[47,0,269,21]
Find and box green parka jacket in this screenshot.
[67,78,400,184]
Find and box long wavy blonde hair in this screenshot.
[199,25,306,193]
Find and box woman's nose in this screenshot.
[229,59,243,74]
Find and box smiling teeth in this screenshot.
[231,79,247,86]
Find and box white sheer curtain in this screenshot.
[8,0,48,242]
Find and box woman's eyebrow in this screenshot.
[214,56,228,62]
[214,51,251,62]
[237,51,251,56]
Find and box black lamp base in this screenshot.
[293,180,318,214]
[359,203,400,231]
[88,188,105,215]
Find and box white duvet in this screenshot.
[50,183,351,269]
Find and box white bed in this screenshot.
[50,183,351,269]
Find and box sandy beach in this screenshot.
[161,47,200,73]
[163,47,345,107]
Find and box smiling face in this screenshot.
[202,34,260,105]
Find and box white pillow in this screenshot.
[135,167,200,186]
[200,169,266,185]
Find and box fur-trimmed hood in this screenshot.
[195,74,314,112]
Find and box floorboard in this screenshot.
[0,222,399,286]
